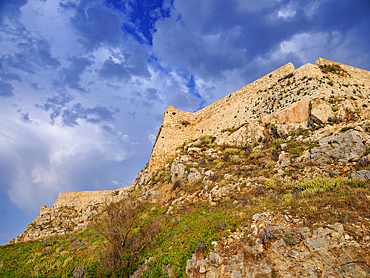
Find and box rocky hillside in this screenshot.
[1,58,370,278]
[130,120,370,277]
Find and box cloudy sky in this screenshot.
[0,0,369,245]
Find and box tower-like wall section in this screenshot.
[149,106,196,171]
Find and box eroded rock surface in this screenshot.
[186,222,370,278]
[310,129,369,163]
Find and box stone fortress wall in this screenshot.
[41,186,132,215]
[11,186,132,244]
[12,57,370,243]
[149,58,370,172]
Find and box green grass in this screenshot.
[0,228,107,278]
[140,203,235,277]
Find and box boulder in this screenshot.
[138,172,152,186]
[310,129,366,163]
[349,170,370,181]
[170,163,187,181]
[187,168,202,182]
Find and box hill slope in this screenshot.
[1,58,370,277]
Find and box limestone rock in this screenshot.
[187,168,202,182]
[310,129,366,163]
[349,170,370,181]
[310,98,332,123]
[186,223,370,278]
[170,163,186,181]
[138,172,152,186]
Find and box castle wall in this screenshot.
[316,58,370,87]
[52,186,132,211]
[148,63,296,171]
[148,58,370,172]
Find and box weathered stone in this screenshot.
[308,113,323,128]
[188,168,202,182]
[170,163,186,181]
[10,186,131,244]
[310,129,366,163]
[138,172,152,186]
[310,98,332,123]
[349,170,370,181]
[186,222,370,278]
[204,170,215,179]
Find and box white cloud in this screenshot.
[148,134,156,145]
[275,31,342,61]
[304,0,324,19]
[0,115,134,212]
[278,2,297,19]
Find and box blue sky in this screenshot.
[0,0,369,245]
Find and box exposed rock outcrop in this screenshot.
[186,222,370,278]
[350,170,370,181]
[310,129,370,163]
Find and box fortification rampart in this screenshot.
[149,58,370,172]
[52,186,132,211]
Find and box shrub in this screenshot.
[283,193,293,204]
[271,150,279,161]
[98,198,161,275]
[199,157,206,165]
[319,64,342,74]
[250,150,263,160]
[235,166,243,175]
[180,120,191,127]
[172,180,181,191]
[209,173,218,181]
[331,106,339,112]
[255,185,265,195]
[207,156,217,162]
[163,173,171,182]
[224,148,239,155]
[194,242,207,253]
[284,177,348,197]
[242,144,252,155]
[264,179,276,190]
[216,222,227,230]
[216,162,224,169]
[266,161,276,169]
[42,240,48,247]
[359,156,370,166]
[222,154,230,161]
[260,225,274,245]
[273,194,281,203]
[284,233,295,245]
